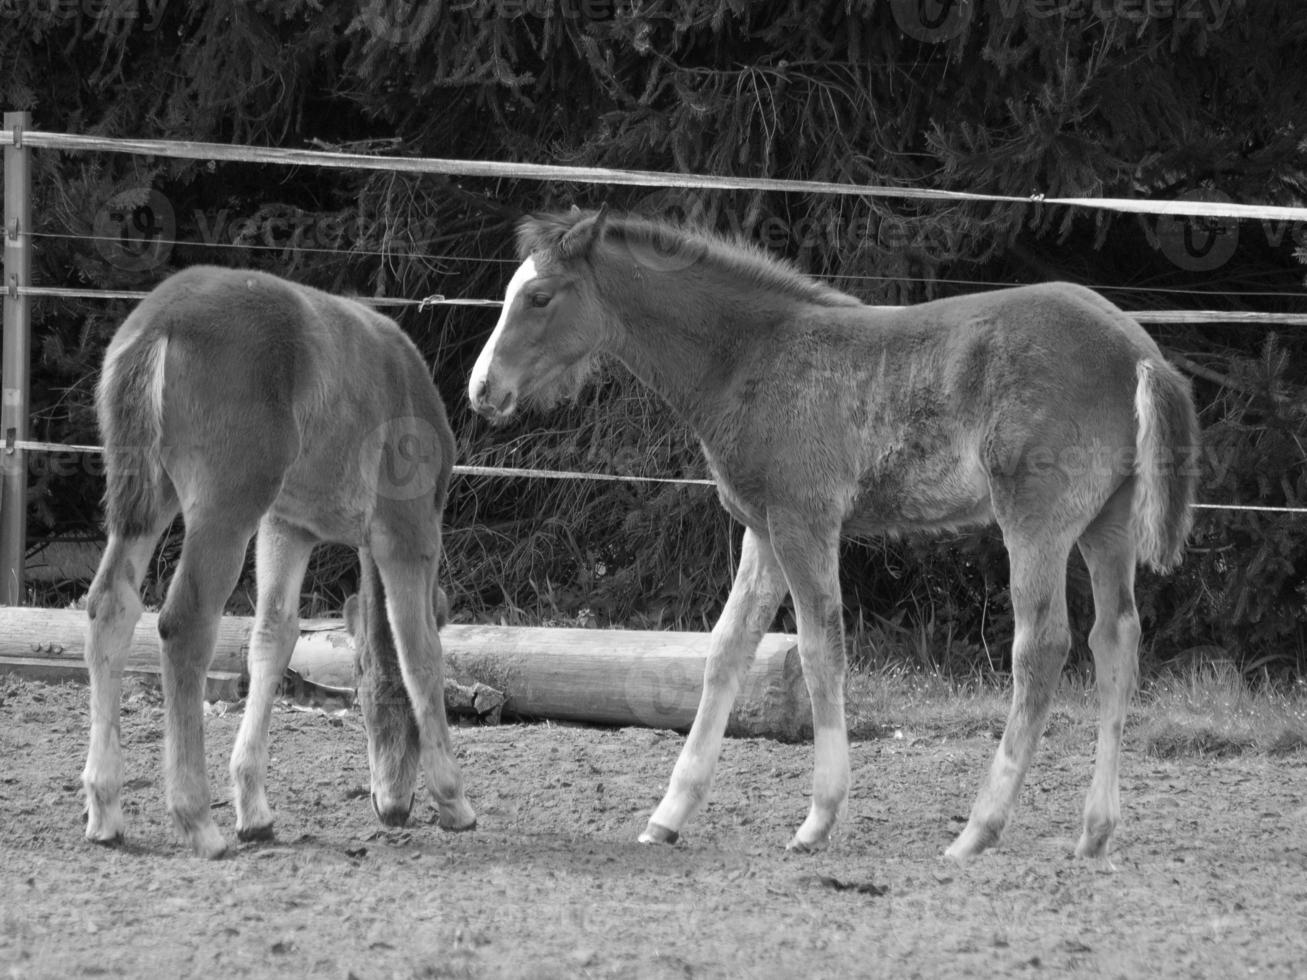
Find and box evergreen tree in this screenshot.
[3,0,1304,672]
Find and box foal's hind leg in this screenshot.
[230,517,315,841]
[370,538,476,832]
[1075,484,1140,859]
[642,528,788,844]
[157,516,262,858]
[83,521,173,844]
[946,532,1074,861]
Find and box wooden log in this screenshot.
[0,653,243,703]
[0,609,811,739]
[0,608,249,701]
[289,629,507,724]
[441,624,810,740]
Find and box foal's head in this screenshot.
[468,208,614,422]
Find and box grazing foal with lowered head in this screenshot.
[85,266,475,858]
[469,209,1197,860]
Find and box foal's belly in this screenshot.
[844,449,995,537]
[267,469,372,546]
[842,491,995,539]
[706,441,995,540]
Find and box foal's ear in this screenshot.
[557,204,610,261]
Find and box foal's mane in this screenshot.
[517,209,863,309]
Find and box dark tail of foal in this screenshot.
[97,331,171,538]
[1132,358,1199,572]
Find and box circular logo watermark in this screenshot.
[889,0,975,43]
[359,416,444,501]
[623,189,713,274]
[1154,188,1239,272]
[93,186,175,272]
[622,649,703,730]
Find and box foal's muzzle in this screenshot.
[469,377,517,422]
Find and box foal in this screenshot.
[469,209,1198,860]
[84,266,475,858]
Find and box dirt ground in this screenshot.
[2,675,1306,980]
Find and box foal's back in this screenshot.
[803,282,1162,399]
[102,266,450,545]
[738,281,1174,536]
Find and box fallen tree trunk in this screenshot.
[442,624,810,740]
[0,608,249,701]
[0,609,810,739]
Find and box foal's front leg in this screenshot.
[767,514,849,851]
[641,528,787,844]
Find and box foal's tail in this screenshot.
[1131,358,1199,572]
[97,327,170,537]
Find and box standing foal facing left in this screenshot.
[84,266,475,858]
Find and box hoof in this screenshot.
[946,819,1001,863]
[434,796,477,833]
[172,812,231,860]
[439,816,477,833]
[638,821,680,845]
[785,834,828,854]
[84,798,125,845]
[199,842,232,860]
[371,791,414,827]
[1075,834,1117,869]
[189,830,231,861]
[236,823,276,843]
[1074,828,1113,860]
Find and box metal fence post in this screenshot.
[2,111,32,605]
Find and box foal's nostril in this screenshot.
[469,376,487,408]
[472,386,516,421]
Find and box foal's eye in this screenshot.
[528,292,552,309]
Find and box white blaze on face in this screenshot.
[468,257,537,409]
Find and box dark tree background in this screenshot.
[3,0,1305,675]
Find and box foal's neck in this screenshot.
[595,262,767,435]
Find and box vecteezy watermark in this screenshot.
[626,189,968,269]
[1145,187,1240,272]
[93,185,175,272]
[193,205,445,261]
[889,0,976,43]
[351,0,434,48]
[1141,187,1307,273]
[0,0,171,31]
[92,191,451,272]
[620,648,702,730]
[352,0,616,48]
[34,437,1233,493]
[620,217,713,275]
[468,0,617,19]
[889,0,1238,43]
[359,417,447,502]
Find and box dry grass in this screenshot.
[845,658,1307,760]
[1135,662,1307,758]
[846,667,1011,741]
